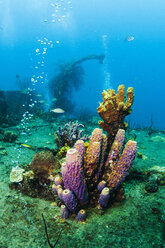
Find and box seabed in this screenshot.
[0,117,165,248]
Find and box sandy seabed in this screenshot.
[0,117,165,248]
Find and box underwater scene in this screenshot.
[0,0,165,247]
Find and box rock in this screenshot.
[3,130,18,143]
[0,145,5,150]
[151,136,165,142]
[145,174,158,193]
[157,175,165,186]
[0,150,7,155]
[150,166,165,175]
[10,166,25,183]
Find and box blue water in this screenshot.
[0,0,164,129]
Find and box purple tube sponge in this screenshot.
[107,140,137,192]
[97,180,106,192]
[98,187,110,209]
[54,175,63,186]
[61,205,69,219]
[86,141,101,165]
[105,129,125,169]
[56,185,62,190]
[62,148,88,204]
[76,209,87,222]
[52,184,58,195]
[57,188,63,201]
[85,128,102,166]
[92,134,107,184]
[90,128,103,143]
[62,189,77,213]
[61,162,67,182]
[84,128,103,181]
[52,184,62,196]
[102,129,125,182]
[74,140,85,163]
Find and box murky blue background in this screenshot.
[0,0,164,129]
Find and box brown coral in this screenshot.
[97,84,134,144]
[31,150,57,180]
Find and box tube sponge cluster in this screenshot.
[52,127,137,221]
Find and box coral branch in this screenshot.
[54,121,88,147]
[97,84,134,144]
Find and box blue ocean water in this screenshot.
[0,0,164,129]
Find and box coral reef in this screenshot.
[10,124,137,221]
[10,126,137,221]
[8,84,138,222]
[97,84,134,144]
[54,121,88,147]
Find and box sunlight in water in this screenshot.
[102,34,112,90]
